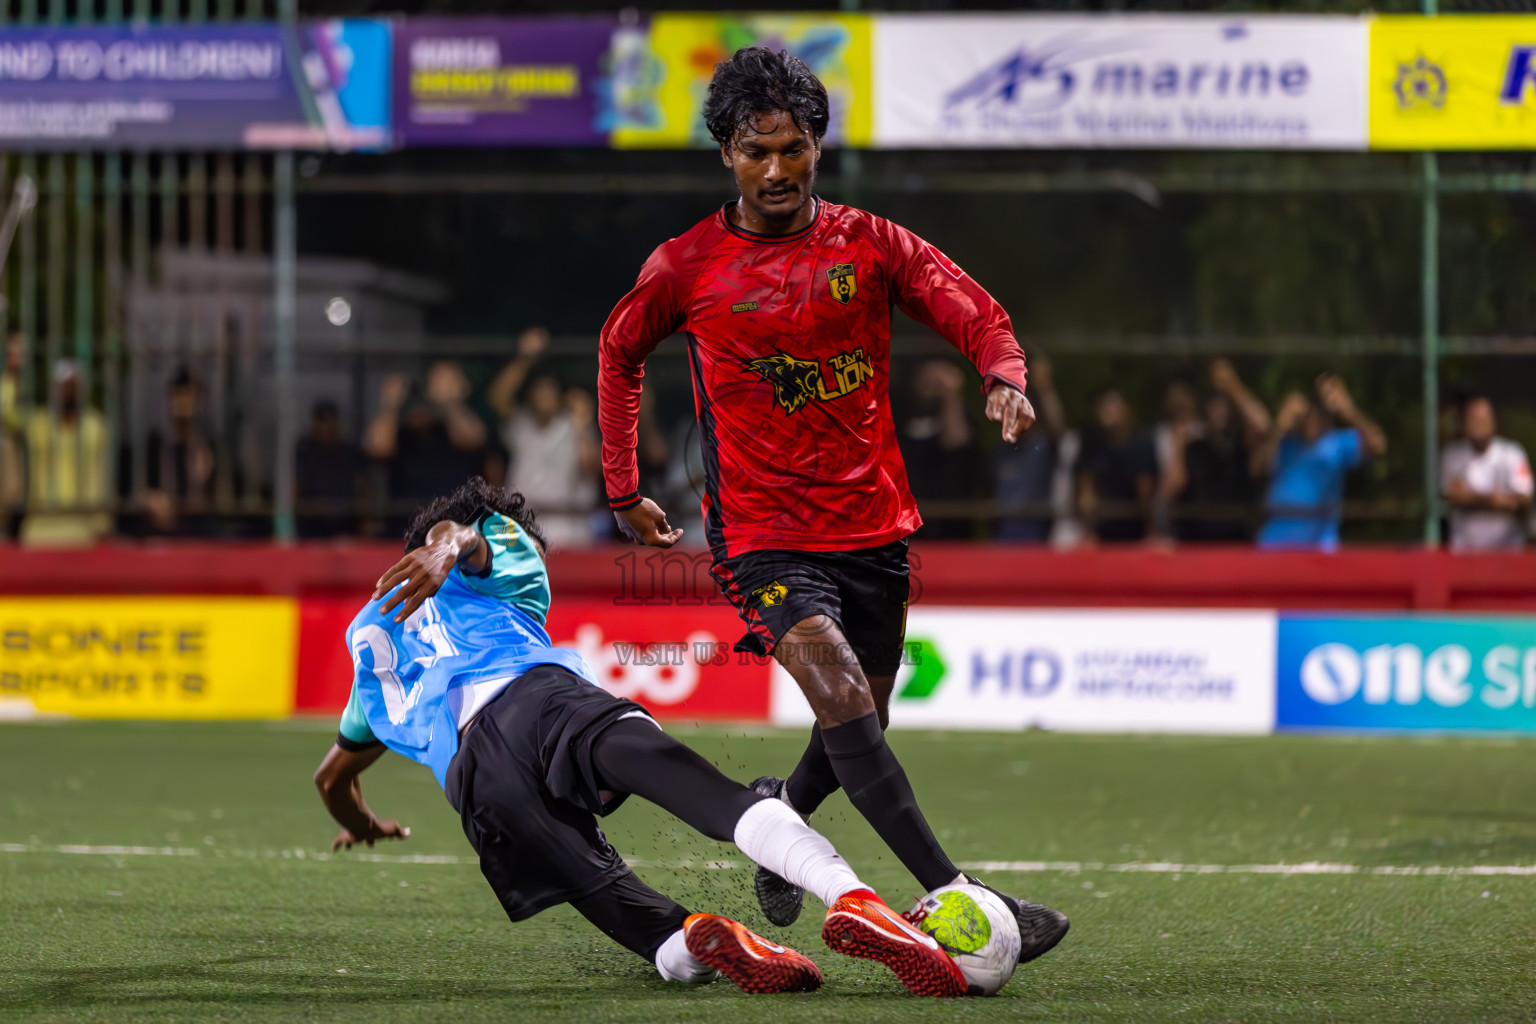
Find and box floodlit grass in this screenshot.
[3,722,1536,1022]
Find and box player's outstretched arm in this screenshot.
[615,497,683,548]
[882,220,1034,443]
[372,520,489,623]
[313,743,409,852]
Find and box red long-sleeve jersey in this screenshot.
[598,198,1027,560]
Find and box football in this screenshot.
[907,884,1021,996]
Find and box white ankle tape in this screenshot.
[655,928,716,984]
[734,797,866,908]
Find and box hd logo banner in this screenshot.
[0,598,297,719]
[770,609,1277,733]
[1370,15,1536,149]
[1277,615,1536,732]
[873,15,1368,149]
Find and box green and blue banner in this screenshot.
[1276,614,1536,733]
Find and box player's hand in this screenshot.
[616,498,683,547]
[373,543,459,622]
[986,384,1036,444]
[331,819,410,853]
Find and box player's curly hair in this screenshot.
[702,46,830,148]
[403,476,546,553]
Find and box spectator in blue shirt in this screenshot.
[1252,372,1387,550]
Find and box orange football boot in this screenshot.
[682,912,823,993]
[821,890,967,997]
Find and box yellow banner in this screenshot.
[1370,15,1536,149]
[0,598,297,719]
[613,14,873,150]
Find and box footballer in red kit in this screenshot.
[599,199,1026,557]
[597,46,1069,965]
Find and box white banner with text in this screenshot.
[874,15,1368,149]
[771,608,1277,733]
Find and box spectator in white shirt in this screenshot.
[1441,396,1533,551]
[488,327,599,549]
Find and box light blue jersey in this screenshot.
[1259,428,1365,551]
[340,511,595,787]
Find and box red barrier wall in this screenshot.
[3,542,1534,610]
[6,543,1534,714]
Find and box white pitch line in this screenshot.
[4,844,1536,876]
[0,843,201,857]
[962,860,1536,877]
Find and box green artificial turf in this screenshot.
[3,722,1536,1022]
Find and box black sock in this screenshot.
[785,724,841,815]
[821,712,960,891]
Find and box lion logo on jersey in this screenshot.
[826,263,857,305]
[744,353,824,416]
[751,582,789,608]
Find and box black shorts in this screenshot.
[712,539,911,678]
[443,664,655,922]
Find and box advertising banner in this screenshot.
[0,21,391,150]
[1369,16,1536,150]
[772,608,1277,733]
[293,596,772,722]
[0,597,296,718]
[394,17,615,147]
[874,15,1367,150]
[1277,614,1536,732]
[547,602,771,722]
[611,12,872,149]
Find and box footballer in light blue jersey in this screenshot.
[310,478,964,997]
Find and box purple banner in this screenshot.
[0,22,392,151]
[394,17,614,147]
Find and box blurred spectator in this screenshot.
[993,352,1066,542]
[1153,377,1201,487]
[1152,377,1200,539]
[136,368,217,536]
[1441,396,1532,551]
[365,361,489,535]
[488,327,600,548]
[1163,359,1271,542]
[16,359,110,546]
[900,358,983,540]
[296,399,367,539]
[1077,386,1157,543]
[1253,372,1387,551]
[1,333,23,535]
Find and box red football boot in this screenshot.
[821,890,967,998]
[682,912,823,993]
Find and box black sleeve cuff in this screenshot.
[608,490,642,511]
[337,732,384,753]
[462,522,495,579]
[982,372,1026,396]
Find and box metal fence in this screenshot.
[1,2,1533,547]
